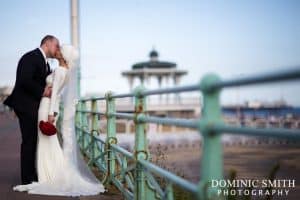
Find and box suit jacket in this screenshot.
[3,48,51,114]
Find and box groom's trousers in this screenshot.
[14,109,38,184]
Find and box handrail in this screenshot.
[110,143,134,159]
[74,67,300,200]
[210,123,300,140]
[79,67,300,101]
[80,84,201,101]
[208,67,300,90]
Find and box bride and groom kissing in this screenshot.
[3,35,105,196]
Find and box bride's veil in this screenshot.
[61,45,100,185]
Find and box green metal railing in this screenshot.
[74,68,300,200]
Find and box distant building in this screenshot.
[122,49,188,103]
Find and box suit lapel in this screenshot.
[35,48,48,76]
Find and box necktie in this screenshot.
[46,62,50,74]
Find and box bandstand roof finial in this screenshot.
[149,46,159,60]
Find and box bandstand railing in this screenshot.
[74,68,300,200]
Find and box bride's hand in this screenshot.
[48,115,55,124]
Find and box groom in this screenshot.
[3,35,60,184]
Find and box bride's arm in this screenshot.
[48,68,65,123]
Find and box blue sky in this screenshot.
[0,0,299,105]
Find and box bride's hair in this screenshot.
[60,44,79,68]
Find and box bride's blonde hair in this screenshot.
[60,44,79,68]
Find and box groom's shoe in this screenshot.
[22,175,38,185]
[21,181,31,185]
[33,174,38,182]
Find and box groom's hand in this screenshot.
[48,115,55,124]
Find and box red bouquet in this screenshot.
[39,121,57,136]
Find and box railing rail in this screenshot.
[74,67,300,200]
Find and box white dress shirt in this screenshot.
[38,47,47,64]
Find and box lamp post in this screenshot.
[70,0,81,96]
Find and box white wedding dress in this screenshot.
[13,45,105,196]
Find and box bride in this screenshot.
[13,44,106,196]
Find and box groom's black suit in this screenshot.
[3,48,51,184]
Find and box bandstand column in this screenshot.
[165,75,170,104]
[173,75,181,103]
[157,76,162,103]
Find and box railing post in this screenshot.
[75,101,82,143]
[165,182,174,200]
[88,98,98,166]
[105,91,117,184]
[81,100,88,150]
[133,86,153,200]
[198,73,224,199]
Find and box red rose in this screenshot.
[39,120,57,136]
